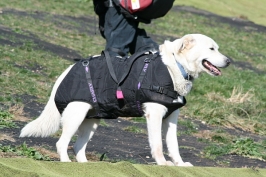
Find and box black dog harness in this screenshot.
[54,50,186,119]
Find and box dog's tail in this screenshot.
[20,65,73,138]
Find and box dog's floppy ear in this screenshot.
[181,35,195,51]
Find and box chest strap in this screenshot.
[135,53,158,114]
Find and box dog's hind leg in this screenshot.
[74,118,100,162]
[143,102,174,166]
[162,109,193,166]
[56,101,92,162]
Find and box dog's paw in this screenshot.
[177,162,193,167]
[157,161,174,166]
[165,161,175,166]
[60,159,72,162]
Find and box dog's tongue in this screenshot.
[210,64,221,75]
[204,61,221,76]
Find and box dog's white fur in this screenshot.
[20,34,229,166]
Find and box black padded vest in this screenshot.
[54,51,186,119]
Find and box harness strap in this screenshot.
[103,50,124,99]
[141,84,178,99]
[135,53,158,114]
[118,50,155,85]
[136,53,158,90]
[82,60,100,113]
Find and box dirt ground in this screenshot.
[0,6,266,168]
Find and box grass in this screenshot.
[174,0,266,26]
[177,119,198,135]
[203,137,266,160]
[130,117,146,123]
[100,119,109,127]
[1,1,265,133]
[0,142,51,160]
[0,110,17,129]
[0,0,265,164]
[123,126,146,134]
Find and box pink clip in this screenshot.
[116,90,124,99]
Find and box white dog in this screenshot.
[20,34,230,166]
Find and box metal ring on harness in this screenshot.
[82,61,89,67]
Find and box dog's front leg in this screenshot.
[162,109,193,166]
[143,102,173,166]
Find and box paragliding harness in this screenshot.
[54,50,186,119]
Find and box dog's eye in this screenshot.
[210,47,215,51]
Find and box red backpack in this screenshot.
[113,0,174,23]
[119,0,153,13]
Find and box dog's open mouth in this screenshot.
[202,59,221,76]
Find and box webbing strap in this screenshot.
[141,84,178,99]
[118,50,155,85]
[82,60,100,113]
[136,56,154,90]
[135,53,158,112]
[103,50,124,99]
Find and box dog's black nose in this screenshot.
[225,57,231,66]
[226,58,231,66]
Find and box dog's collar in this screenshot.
[176,61,193,81]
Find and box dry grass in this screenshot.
[0,133,15,142]
[33,146,59,160]
[0,151,25,158]
[86,152,101,162]
[193,130,213,140]
[227,87,254,104]
[8,105,29,122]
[206,86,254,104]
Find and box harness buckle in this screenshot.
[144,57,151,63]
[150,85,164,94]
[158,87,164,94]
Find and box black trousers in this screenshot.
[93,0,158,56]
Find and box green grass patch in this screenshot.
[123,126,146,134]
[0,110,17,129]
[0,142,50,160]
[174,0,266,26]
[178,119,198,135]
[100,119,109,127]
[203,137,266,160]
[130,117,146,123]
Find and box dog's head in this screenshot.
[169,34,230,77]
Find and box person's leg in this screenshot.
[129,28,159,54]
[93,0,107,38]
[104,5,138,56]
